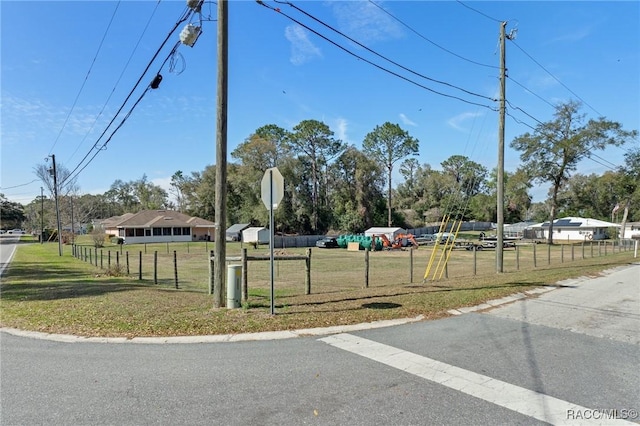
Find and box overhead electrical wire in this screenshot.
[455,0,503,24]
[507,76,556,109]
[276,0,495,102]
[47,1,122,155]
[66,0,163,164]
[61,6,194,186]
[62,41,184,186]
[367,0,498,70]
[256,1,495,110]
[509,39,602,117]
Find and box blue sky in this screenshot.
[1,0,638,205]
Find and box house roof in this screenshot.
[103,210,216,228]
[226,223,250,233]
[529,217,620,229]
[365,227,405,234]
[243,227,267,232]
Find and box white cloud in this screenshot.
[330,0,403,44]
[447,112,483,132]
[334,117,349,142]
[285,25,322,66]
[399,113,417,127]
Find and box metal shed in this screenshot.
[242,227,270,245]
[226,223,250,241]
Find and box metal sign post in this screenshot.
[261,167,284,315]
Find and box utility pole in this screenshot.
[50,154,63,256]
[213,0,228,308]
[496,21,507,273]
[40,187,44,244]
[70,196,75,245]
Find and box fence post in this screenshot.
[364,248,370,288]
[89,249,92,265]
[100,250,103,269]
[173,250,179,289]
[571,244,575,261]
[547,244,551,265]
[208,251,214,295]
[473,245,477,275]
[582,242,585,259]
[598,241,602,256]
[145,243,147,254]
[560,244,564,263]
[108,251,111,268]
[516,245,520,271]
[305,248,312,295]
[116,251,120,268]
[604,241,608,256]
[154,251,158,284]
[591,242,594,257]
[126,251,130,275]
[166,242,169,254]
[409,248,414,283]
[138,251,142,280]
[242,248,248,302]
[533,244,537,268]
[445,262,448,279]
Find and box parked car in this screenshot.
[315,237,339,248]
[7,229,25,235]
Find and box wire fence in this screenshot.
[71,239,638,297]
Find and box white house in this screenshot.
[364,227,406,241]
[528,217,620,241]
[620,222,640,240]
[242,227,270,245]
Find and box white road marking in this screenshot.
[320,333,636,425]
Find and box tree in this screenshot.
[617,147,640,236]
[287,120,345,233]
[510,100,637,243]
[34,161,78,198]
[441,155,488,199]
[0,194,25,229]
[363,122,419,226]
[329,146,385,232]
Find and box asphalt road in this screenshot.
[1,263,638,425]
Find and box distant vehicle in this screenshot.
[315,237,339,248]
[7,229,25,235]
[0,230,6,235]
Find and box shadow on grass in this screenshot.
[0,262,148,301]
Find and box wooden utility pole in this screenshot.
[213,0,228,308]
[50,154,63,256]
[496,22,507,273]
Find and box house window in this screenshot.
[135,228,144,237]
[173,227,182,236]
[119,229,125,237]
[162,227,172,236]
[183,227,191,235]
[145,229,151,236]
[153,227,161,236]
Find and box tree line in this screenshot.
[14,101,638,238]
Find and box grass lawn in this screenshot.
[1,236,636,338]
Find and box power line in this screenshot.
[367,0,498,70]
[47,1,122,155]
[61,7,193,186]
[257,1,496,110]
[509,39,602,116]
[277,0,495,102]
[507,76,556,109]
[455,1,503,23]
[66,0,163,164]
[0,180,40,190]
